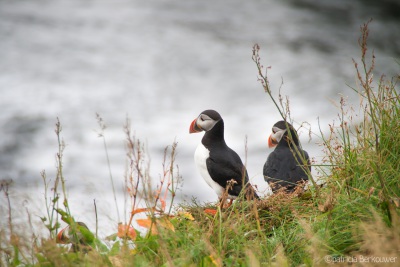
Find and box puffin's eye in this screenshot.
[200,116,204,121]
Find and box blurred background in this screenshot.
[1,0,399,238]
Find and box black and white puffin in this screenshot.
[263,121,311,193]
[189,109,259,204]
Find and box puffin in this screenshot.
[189,109,259,204]
[263,121,311,193]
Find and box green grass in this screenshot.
[1,21,399,266]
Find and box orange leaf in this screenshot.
[136,218,152,228]
[117,223,136,240]
[136,216,175,235]
[131,207,153,215]
[136,218,157,234]
[204,209,218,216]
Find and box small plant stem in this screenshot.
[96,113,120,223]
[339,98,352,198]
[103,135,120,222]
[124,118,144,234]
[54,118,81,244]
[94,199,98,239]
[252,44,287,120]
[1,181,13,240]
[41,171,54,238]
[167,142,178,215]
[218,206,222,253]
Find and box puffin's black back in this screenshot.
[263,122,310,193]
[202,117,258,199]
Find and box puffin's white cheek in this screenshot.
[199,120,217,132]
[273,130,286,143]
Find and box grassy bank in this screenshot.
[1,22,399,266]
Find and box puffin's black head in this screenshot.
[268,121,299,148]
[189,109,222,134]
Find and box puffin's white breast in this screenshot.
[194,143,225,198]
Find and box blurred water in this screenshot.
[0,0,399,238]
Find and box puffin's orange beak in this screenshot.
[189,119,202,133]
[268,134,278,148]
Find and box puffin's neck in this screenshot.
[201,120,226,148]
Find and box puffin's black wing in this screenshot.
[206,147,247,196]
[264,146,310,192]
[263,151,282,191]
